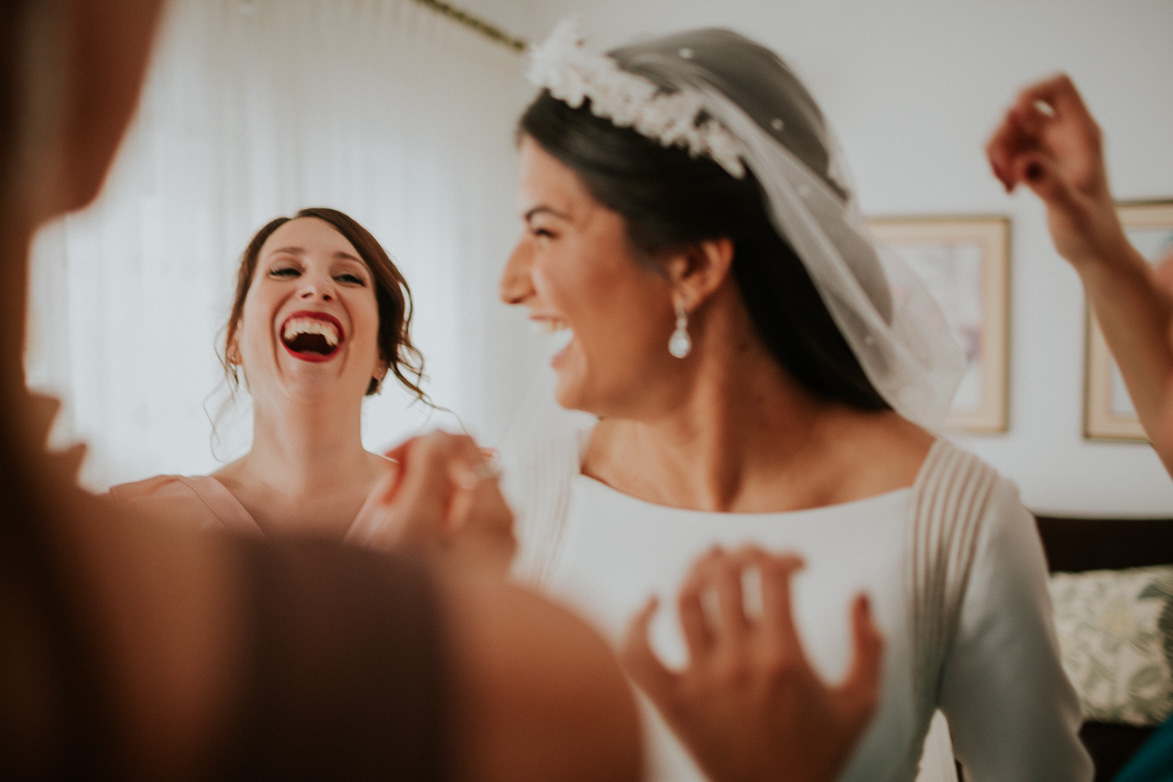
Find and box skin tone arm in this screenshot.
[344,426,650,774]
[371,432,642,781]
[987,74,1173,472]
[355,437,644,782]
[620,545,883,782]
[445,558,644,782]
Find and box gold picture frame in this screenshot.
[868,216,1010,433]
[1084,201,1173,441]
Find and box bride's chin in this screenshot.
[553,376,592,414]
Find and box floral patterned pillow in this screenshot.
[1049,565,1173,726]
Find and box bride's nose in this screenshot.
[500,239,535,305]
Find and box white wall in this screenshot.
[464,0,1173,515]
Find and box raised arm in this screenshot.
[987,74,1173,469]
[620,545,882,782]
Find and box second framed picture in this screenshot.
[868,216,1010,433]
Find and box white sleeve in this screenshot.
[937,478,1093,781]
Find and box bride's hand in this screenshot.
[620,545,882,782]
[349,431,516,574]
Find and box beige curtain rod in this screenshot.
[411,0,528,52]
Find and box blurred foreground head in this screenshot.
[1,0,164,232]
[0,0,163,442]
[1,6,166,774]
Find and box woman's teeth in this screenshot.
[530,320,573,357]
[548,325,574,356]
[283,317,340,347]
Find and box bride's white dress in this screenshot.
[505,431,1091,781]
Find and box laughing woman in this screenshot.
[111,208,493,552]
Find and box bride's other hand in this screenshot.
[620,546,882,782]
[985,73,1131,270]
[349,432,516,574]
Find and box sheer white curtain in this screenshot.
[26,0,542,490]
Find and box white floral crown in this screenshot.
[526,19,747,179]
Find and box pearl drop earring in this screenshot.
[669,299,692,359]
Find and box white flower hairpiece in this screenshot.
[526,19,747,179]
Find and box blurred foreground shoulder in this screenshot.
[440,571,644,782]
[106,474,238,532]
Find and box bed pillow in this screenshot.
[1049,565,1173,726]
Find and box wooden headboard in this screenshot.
[1033,514,1173,781]
[1035,515,1173,572]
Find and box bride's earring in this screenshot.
[669,299,692,359]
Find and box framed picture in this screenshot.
[1084,201,1173,441]
[868,216,1010,433]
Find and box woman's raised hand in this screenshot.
[348,431,516,574]
[620,546,882,782]
[990,75,1173,470]
[986,74,1131,269]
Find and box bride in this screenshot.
[500,21,1091,781]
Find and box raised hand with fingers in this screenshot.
[346,431,516,574]
[985,73,1130,268]
[620,545,882,782]
[988,75,1173,469]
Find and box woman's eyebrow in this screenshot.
[523,205,570,222]
[266,247,363,266]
